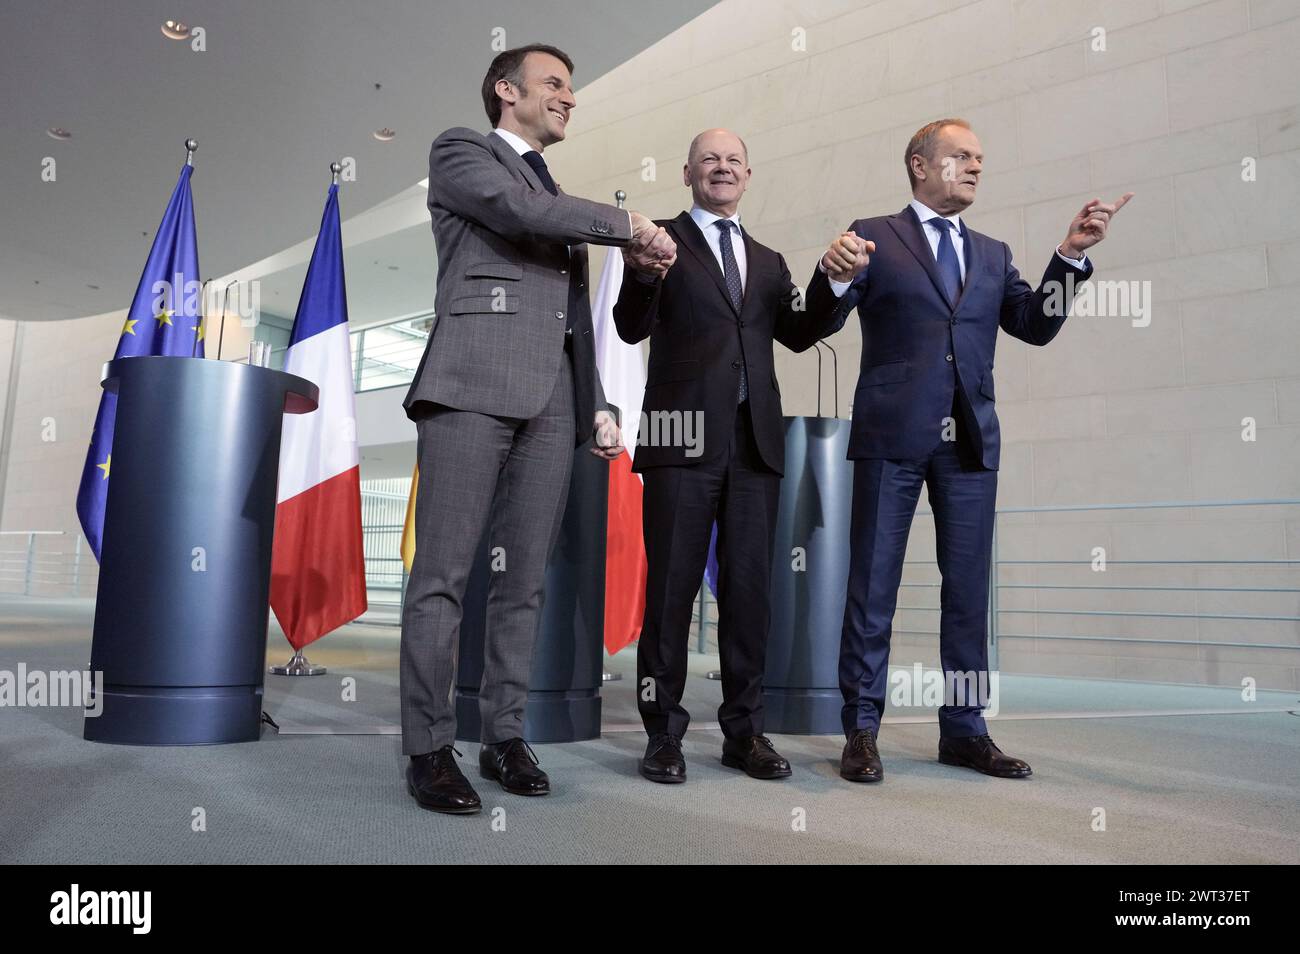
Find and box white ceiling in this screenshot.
[0,0,713,322]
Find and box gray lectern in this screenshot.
[454,447,608,743]
[85,356,318,745]
[764,416,854,734]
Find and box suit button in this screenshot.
[945,354,953,362]
[731,360,741,369]
[559,267,567,275]
[555,311,565,321]
[739,321,746,328]
[950,318,957,325]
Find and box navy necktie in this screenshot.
[522,150,558,196]
[928,217,963,305]
[715,219,747,403]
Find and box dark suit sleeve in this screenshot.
[788,219,870,348]
[612,264,662,344]
[774,253,841,353]
[998,243,1095,346]
[428,128,633,247]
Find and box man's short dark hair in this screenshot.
[481,44,575,126]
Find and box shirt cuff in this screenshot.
[1056,246,1089,270]
[818,259,855,297]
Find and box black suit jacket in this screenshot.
[613,211,839,474]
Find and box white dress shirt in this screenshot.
[824,197,1088,296]
[689,205,747,291]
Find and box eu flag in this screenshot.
[76,163,203,561]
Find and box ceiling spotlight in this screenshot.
[161,20,191,40]
[373,128,396,142]
[46,127,71,141]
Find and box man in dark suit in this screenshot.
[614,128,843,783]
[809,118,1132,782]
[401,44,675,815]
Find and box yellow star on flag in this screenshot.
[155,308,173,327]
[97,455,111,479]
[192,319,205,341]
[121,317,138,336]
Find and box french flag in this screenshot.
[269,183,367,650]
[592,246,647,655]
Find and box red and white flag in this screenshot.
[269,184,367,650]
[592,246,647,655]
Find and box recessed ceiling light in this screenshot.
[387,265,399,271]
[161,20,190,40]
[46,127,71,141]
[373,128,396,142]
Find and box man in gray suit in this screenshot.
[400,43,674,815]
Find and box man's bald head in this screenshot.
[687,128,749,165]
[683,128,752,217]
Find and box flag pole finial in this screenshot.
[185,139,198,166]
[614,189,626,209]
[330,161,342,186]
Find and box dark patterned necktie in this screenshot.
[522,150,558,196]
[928,216,963,305]
[715,219,747,403]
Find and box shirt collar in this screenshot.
[690,205,742,235]
[909,198,963,233]
[492,126,535,157]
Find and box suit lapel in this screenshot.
[487,131,544,194]
[887,205,956,311]
[954,221,982,310]
[673,211,739,317]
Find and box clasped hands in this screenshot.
[624,211,677,278]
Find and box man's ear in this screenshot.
[496,78,517,108]
[910,155,927,183]
[682,164,690,187]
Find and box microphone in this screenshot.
[216,279,238,361]
[812,340,824,417]
[817,338,839,418]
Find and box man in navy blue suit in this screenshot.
[808,118,1132,782]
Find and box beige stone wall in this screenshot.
[553,0,1300,689]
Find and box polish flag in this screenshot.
[269,183,367,650]
[592,245,647,655]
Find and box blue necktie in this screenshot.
[928,217,963,305]
[522,150,558,195]
[715,220,747,403]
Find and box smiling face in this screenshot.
[683,129,751,217]
[496,51,575,151]
[910,124,983,215]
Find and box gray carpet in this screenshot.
[2,596,1297,864]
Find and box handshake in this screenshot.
[623,211,678,279]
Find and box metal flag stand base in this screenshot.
[269,651,327,676]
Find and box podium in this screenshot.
[764,416,854,734]
[454,445,609,743]
[84,356,318,746]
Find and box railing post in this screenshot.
[696,583,707,653]
[72,534,82,596]
[987,518,999,672]
[353,329,365,391]
[23,531,35,596]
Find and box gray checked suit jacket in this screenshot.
[404,127,634,443]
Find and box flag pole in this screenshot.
[601,189,629,685]
[269,161,348,678]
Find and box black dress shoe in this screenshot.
[938,734,1033,779]
[406,746,482,815]
[639,733,686,783]
[840,728,883,783]
[479,738,550,795]
[721,734,792,780]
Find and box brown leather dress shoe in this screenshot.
[938,734,1033,778]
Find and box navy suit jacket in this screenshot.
[808,204,1094,470]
